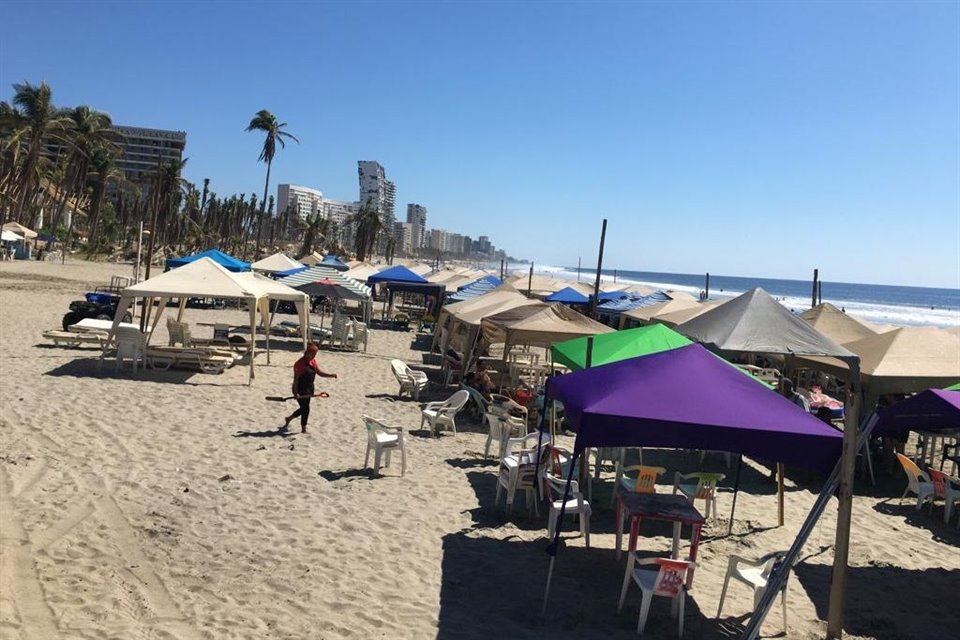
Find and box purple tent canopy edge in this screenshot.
[545,343,843,472]
[875,389,960,435]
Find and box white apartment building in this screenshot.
[406,203,427,249]
[357,160,396,227]
[277,184,323,224]
[323,199,360,227]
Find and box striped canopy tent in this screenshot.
[597,291,670,313]
[447,275,503,302]
[278,265,371,300]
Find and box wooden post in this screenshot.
[705,273,710,300]
[577,256,581,281]
[826,362,862,639]
[613,269,618,283]
[777,463,785,527]
[527,263,534,297]
[811,268,819,309]
[589,219,608,319]
[818,280,823,305]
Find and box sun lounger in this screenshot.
[42,329,108,348]
[146,346,239,374]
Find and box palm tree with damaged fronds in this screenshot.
[245,110,298,257]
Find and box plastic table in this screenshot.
[615,489,705,588]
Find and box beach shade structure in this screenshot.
[278,266,372,301]
[550,324,692,371]
[874,389,960,436]
[107,258,307,382]
[275,264,309,278]
[344,262,384,282]
[433,283,540,365]
[165,248,251,272]
[480,302,614,352]
[299,252,325,266]
[653,300,725,327]
[540,343,844,606]
[792,327,960,407]
[320,255,350,271]
[676,288,856,361]
[621,295,700,327]
[367,265,429,285]
[799,303,878,345]
[545,287,590,305]
[251,252,302,275]
[1,229,24,242]
[447,275,503,302]
[2,221,37,239]
[947,382,960,391]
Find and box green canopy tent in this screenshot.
[946,382,960,391]
[551,324,691,370]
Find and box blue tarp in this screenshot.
[545,287,590,304]
[320,255,349,272]
[166,249,251,272]
[275,265,309,278]
[367,265,428,284]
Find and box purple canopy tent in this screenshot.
[875,389,960,435]
[538,343,843,611]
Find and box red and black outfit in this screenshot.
[288,355,320,429]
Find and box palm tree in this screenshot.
[351,198,382,261]
[10,82,72,222]
[245,110,298,257]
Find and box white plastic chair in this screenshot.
[496,432,551,514]
[544,472,591,547]
[362,415,406,477]
[673,472,725,522]
[717,551,789,633]
[928,468,960,526]
[895,453,934,509]
[484,412,525,459]
[420,390,470,437]
[390,359,429,400]
[113,326,146,372]
[352,321,368,352]
[617,555,695,637]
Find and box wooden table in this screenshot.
[615,489,705,588]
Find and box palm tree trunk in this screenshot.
[255,159,271,257]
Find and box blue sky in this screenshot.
[3,1,958,288]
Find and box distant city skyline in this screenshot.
[3,1,957,288]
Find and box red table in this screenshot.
[615,489,705,588]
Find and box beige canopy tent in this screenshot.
[799,303,878,345]
[652,299,725,327]
[480,302,614,354]
[236,271,311,362]
[251,252,303,274]
[792,326,960,407]
[299,252,325,266]
[107,258,309,382]
[2,221,37,239]
[433,284,539,367]
[344,262,384,281]
[621,294,700,328]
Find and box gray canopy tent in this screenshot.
[675,287,864,639]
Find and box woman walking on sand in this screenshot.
[284,343,337,433]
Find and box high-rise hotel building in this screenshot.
[406,203,427,249]
[111,126,187,189]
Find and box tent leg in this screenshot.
[777,463,785,527]
[541,556,556,616]
[728,455,742,536]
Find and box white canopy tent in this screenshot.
[251,252,303,274]
[107,258,309,382]
[1,229,24,242]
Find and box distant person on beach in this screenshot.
[778,378,809,412]
[466,361,496,397]
[284,343,337,433]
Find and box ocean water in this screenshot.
[529,265,960,329]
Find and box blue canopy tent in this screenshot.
[166,248,251,272]
[275,264,309,278]
[367,265,445,318]
[320,255,350,272]
[545,286,590,305]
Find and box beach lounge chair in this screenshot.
[362,415,406,477]
[146,346,237,374]
[674,472,725,523]
[42,329,108,348]
[390,359,429,400]
[420,390,470,437]
[544,472,592,547]
[716,551,790,633]
[617,556,695,637]
[895,453,934,510]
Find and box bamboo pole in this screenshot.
[589,219,608,319]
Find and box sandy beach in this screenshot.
[1,259,958,640]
